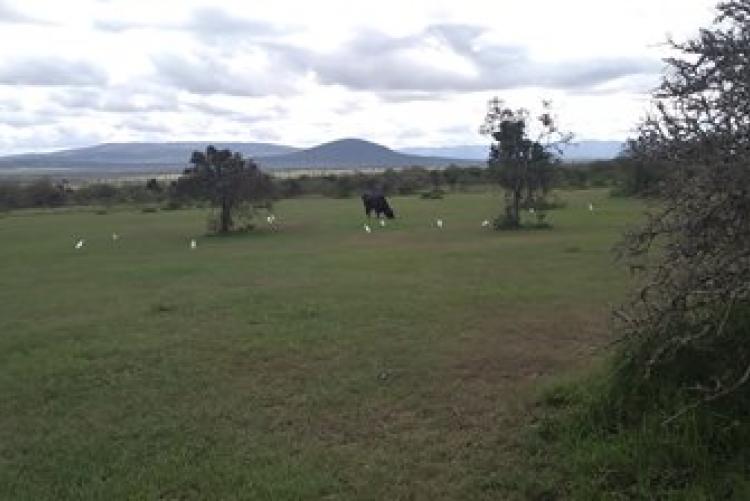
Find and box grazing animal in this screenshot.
[75,239,85,249]
[364,224,372,233]
[481,219,490,227]
[436,219,443,228]
[361,191,395,219]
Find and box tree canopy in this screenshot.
[174,145,273,233]
[480,98,569,228]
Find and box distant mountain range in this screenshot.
[401,141,625,162]
[257,138,473,169]
[0,142,298,170]
[0,138,624,175]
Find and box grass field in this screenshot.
[0,189,643,499]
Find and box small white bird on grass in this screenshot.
[529,207,535,214]
[112,232,119,241]
[588,203,595,212]
[436,219,444,229]
[379,219,386,227]
[266,214,276,225]
[74,239,85,250]
[481,219,490,227]
[190,239,197,249]
[364,224,372,233]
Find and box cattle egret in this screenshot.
[529,207,535,214]
[364,224,372,233]
[481,220,490,227]
[190,239,197,249]
[379,219,386,227]
[74,239,84,249]
[266,214,276,224]
[112,233,119,241]
[436,219,443,228]
[588,203,594,212]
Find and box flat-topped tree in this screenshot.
[175,145,273,234]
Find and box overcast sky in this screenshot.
[0,0,718,154]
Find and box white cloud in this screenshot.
[0,0,718,154]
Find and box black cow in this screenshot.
[362,191,395,219]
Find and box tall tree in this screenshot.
[617,0,750,412]
[175,146,273,233]
[480,98,569,228]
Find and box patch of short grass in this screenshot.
[0,189,639,499]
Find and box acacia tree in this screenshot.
[175,145,273,233]
[480,98,570,228]
[616,0,750,417]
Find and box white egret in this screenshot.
[75,239,84,249]
[379,219,386,227]
[190,239,197,249]
[364,224,372,233]
[112,233,119,241]
[588,203,594,212]
[436,219,443,228]
[481,220,490,227]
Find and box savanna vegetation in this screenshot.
[2,1,746,498]
[1,189,634,499]
[520,1,750,498]
[0,156,643,214]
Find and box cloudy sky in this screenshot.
[0,0,717,154]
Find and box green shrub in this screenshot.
[420,188,446,199]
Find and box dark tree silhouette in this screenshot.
[616,0,750,416]
[175,146,273,233]
[480,98,570,228]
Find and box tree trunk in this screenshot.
[220,200,232,233]
[511,188,521,228]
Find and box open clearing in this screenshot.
[0,189,641,499]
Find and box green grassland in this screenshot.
[0,189,643,499]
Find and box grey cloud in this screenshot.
[187,101,282,124]
[0,58,107,86]
[300,23,661,95]
[0,98,22,112]
[425,24,486,54]
[94,6,290,41]
[0,125,103,154]
[0,0,50,24]
[53,88,99,108]
[566,72,661,96]
[531,59,661,90]
[0,113,58,127]
[187,7,288,40]
[51,87,179,113]
[151,52,298,97]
